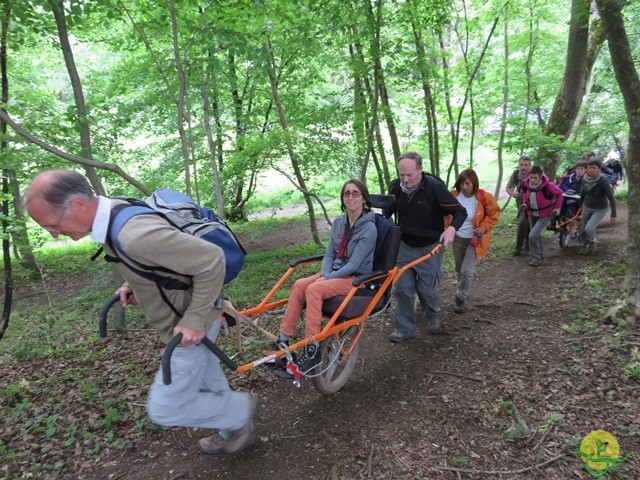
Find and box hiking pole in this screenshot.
[162,333,238,385]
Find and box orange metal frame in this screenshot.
[233,243,444,373]
[558,207,582,229]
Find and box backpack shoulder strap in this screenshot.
[105,203,191,292]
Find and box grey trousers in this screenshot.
[528,215,553,263]
[579,206,608,244]
[392,241,444,336]
[147,319,252,435]
[453,236,478,302]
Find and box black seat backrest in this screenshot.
[371,214,401,282]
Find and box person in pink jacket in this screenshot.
[446,169,501,314]
[520,166,563,266]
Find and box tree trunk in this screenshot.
[444,15,500,186]
[596,0,640,308]
[168,1,192,196]
[537,0,590,178]
[49,0,104,196]
[495,19,509,199]
[568,14,607,140]
[1,163,12,340]
[364,0,400,162]
[263,38,321,245]
[351,46,367,168]
[409,13,439,175]
[1,0,12,339]
[201,75,225,218]
[8,171,37,271]
[351,25,391,189]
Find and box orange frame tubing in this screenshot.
[557,207,582,229]
[233,243,444,374]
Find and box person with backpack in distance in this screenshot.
[505,155,532,256]
[520,166,563,267]
[578,158,617,255]
[268,178,377,375]
[446,169,501,314]
[25,169,257,456]
[385,152,467,342]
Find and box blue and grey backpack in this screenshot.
[104,189,245,290]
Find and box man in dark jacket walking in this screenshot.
[385,152,467,342]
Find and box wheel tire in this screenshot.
[311,325,361,395]
[559,227,570,248]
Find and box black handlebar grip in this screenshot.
[162,333,182,385]
[162,333,238,385]
[98,294,122,338]
[201,337,238,371]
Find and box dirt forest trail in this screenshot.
[88,204,639,480]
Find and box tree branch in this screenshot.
[0,110,150,195]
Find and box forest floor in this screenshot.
[3,205,639,479]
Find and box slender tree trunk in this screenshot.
[519,3,537,153]
[439,31,457,183]
[455,0,475,170]
[7,171,36,271]
[0,3,35,272]
[1,0,12,339]
[227,49,247,221]
[443,15,500,186]
[351,45,367,167]
[201,75,225,218]
[363,0,400,162]
[1,163,11,340]
[496,19,509,199]
[168,1,192,196]
[409,12,439,175]
[49,0,104,196]
[360,0,384,182]
[537,0,591,178]
[596,0,640,307]
[263,38,321,245]
[568,14,607,140]
[350,26,391,188]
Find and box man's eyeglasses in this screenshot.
[343,190,362,198]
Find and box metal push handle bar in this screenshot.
[162,333,238,385]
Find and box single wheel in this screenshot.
[559,226,571,248]
[311,325,361,395]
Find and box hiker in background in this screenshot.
[446,169,501,314]
[578,159,617,255]
[268,178,377,374]
[24,169,257,456]
[385,151,467,341]
[520,166,563,267]
[505,155,532,256]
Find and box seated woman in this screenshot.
[549,160,587,230]
[269,178,378,374]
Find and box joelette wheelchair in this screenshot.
[99,195,443,395]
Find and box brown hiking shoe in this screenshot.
[197,432,226,455]
[224,395,259,454]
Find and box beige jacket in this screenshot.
[104,200,226,344]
